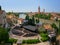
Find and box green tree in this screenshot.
[32,15,35,24]
[35,14,39,17]
[14,13,19,17]
[25,14,29,20]
[51,23,58,29]
[28,19,32,25]
[58,20,60,34]
[51,23,58,34]
[47,13,51,19]
[0,27,9,43]
[7,12,12,15]
[36,18,39,23]
[59,20,60,29]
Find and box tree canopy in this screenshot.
[35,13,51,20]
[25,15,36,26]
[25,15,29,20]
[51,23,58,29]
[0,27,9,43]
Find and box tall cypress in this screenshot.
[0,6,1,10]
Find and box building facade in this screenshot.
[0,6,7,28]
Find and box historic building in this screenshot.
[6,13,18,26]
[0,6,7,28]
[38,6,40,14]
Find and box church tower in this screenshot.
[38,6,40,14]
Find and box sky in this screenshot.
[0,0,60,12]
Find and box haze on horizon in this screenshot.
[0,0,60,13]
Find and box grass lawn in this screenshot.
[39,19,59,27]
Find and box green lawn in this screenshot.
[39,19,59,27]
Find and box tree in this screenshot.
[25,14,29,20]
[35,14,39,17]
[0,27,9,43]
[36,18,39,23]
[58,20,60,34]
[47,13,51,19]
[32,15,35,24]
[28,19,33,25]
[51,23,58,29]
[51,23,58,34]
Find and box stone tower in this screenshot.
[38,6,40,14]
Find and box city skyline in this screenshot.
[0,0,60,12]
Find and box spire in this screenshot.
[38,6,40,14]
[0,6,2,10]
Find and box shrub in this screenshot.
[22,39,40,44]
[40,33,48,37]
[40,33,49,42]
[41,37,49,42]
[0,27,9,43]
[7,38,17,43]
[6,28,11,32]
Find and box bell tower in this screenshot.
[38,6,40,14]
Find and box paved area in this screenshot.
[9,25,41,40]
[10,23,51,45]
[35,41,50,45]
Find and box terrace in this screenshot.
[11,26,38,37]
[23,25,38,33]
[23,33,37,37]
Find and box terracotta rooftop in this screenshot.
[18,18,24,21]
[51,13,60,18]
[43,24,53,30]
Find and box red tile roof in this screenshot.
[18,18,24,22]
[43,24,53,30]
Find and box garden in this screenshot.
[40,33,49,42]
[38,27,49,42]
[22,39,40,44]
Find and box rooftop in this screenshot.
[23,25,37,31]
[43,24,53,30]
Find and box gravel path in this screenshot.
[19,41,50,45]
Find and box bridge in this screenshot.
[14,12,31,14]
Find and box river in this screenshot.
[19,14,26,19]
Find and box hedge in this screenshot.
[22,39,40,44]
[40,33,49,42]
[6,38,17,43]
